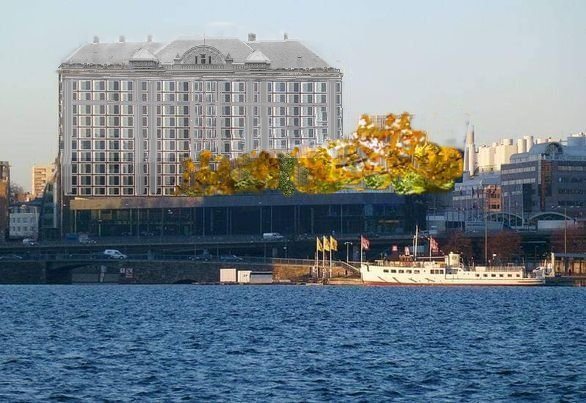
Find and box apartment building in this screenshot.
[58,34,343,197]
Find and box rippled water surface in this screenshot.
[0,285,584,401]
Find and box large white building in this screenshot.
[463,127,567,176]
[58,34,343,196]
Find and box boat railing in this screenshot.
[472,265,525,273]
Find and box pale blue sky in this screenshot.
[1,0,585,188]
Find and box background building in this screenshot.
[9,204,39,240]
[32,164,56,199]
[0,161,9,241]
[501,135,586,221]
[65,192,423,239]
[58,33,343,197]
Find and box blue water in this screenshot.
[0,285,584,402]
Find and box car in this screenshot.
[103,249,127,259]
[79,238,96,244]
[220,254,244,262]
[22,238,38,246]
[263,232,284,240]
[0,254,23,260]
[190,253,211,261]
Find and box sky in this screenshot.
[1,0,585,189]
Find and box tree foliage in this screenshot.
[176,113,463,197]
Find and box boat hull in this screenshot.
[360,262,545,286]
[362,280,545,286]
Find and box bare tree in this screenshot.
[551,226,586,253]
[442,230,473,260]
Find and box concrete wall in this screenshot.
[0,262,45,283]
[0,260,358,284]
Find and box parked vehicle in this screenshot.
[262,232,284,240]
[78,234,96,244]
[220,254,244,262]
[0,254,23,260]
[22,238,38,246]
[190,251,212,261]
[103,249,127,259]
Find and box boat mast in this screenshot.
[414,225,418,261]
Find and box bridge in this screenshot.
[0,254,361,284]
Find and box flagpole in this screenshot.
[360,235,362,267]
[322,236,326,280]
[314,241,318,279]
[429,236,432,260]
[328,248,332,278]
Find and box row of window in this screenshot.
[74,80,342,94]
[72,176,134,186]
[501,166,536,175]
[10,217,37,223]
[73,92,340,104]
[72,163,134,174]
[10,226,36,233]
[72,187,135,196]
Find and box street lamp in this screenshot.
[344,241,352,262]
[554,205,568,254]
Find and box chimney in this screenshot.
[93,36,99,44]
[147,34,152,42]
[248,33,256,42]
[119,35,125,43]
[283,33,288,40]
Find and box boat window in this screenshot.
[491,274,496,278]
[406,270,412,274]
[414,270,420,274]
[483,274,488,277]
[499,274,504,277]
[476,274,480,277]
[390,269,396,273]
[507,274,512,277]
[439,270,444,274]
[398,270,404,274]
[516,274,520,277]
[383,269,389,273]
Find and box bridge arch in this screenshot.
[486,212,524,227]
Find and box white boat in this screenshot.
[360,252,545,286]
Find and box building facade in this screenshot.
[0,161,9,241]
[9,205,39,240]
[58,34,343,197]
[501,137,586,219]
[65,192,422,239]
[32,164,55,199]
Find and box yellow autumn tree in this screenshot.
[176,112,463,197]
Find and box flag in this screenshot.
[404,246,410,256]
[329,236,338,251]
[430,237,440,253]
[360,235,370,250]
[316,237,323,252]
[323,236,330,251]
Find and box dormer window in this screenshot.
[176,45,226,66]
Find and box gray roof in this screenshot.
[64,42,163,65]
[511,140,586,162]
[62,37,334,69]
[245,49,270,63]
[130,47,159,62]
[247,41,330,69]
